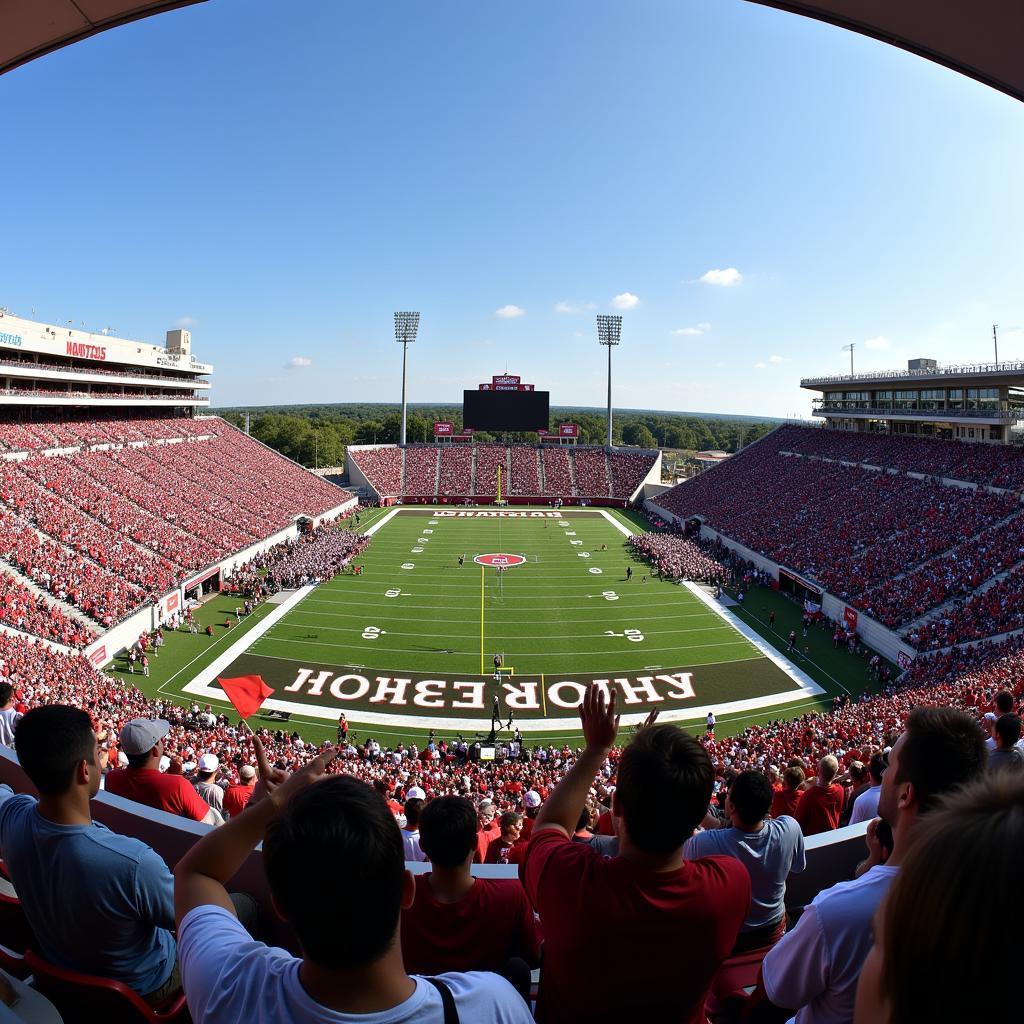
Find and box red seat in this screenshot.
[705,945,775,1021]
[24,950,190,1024]
[0,892,35,978]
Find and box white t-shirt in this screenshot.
[402,829,427,863]
[848,785,881,825]
[761,864,899,1024]
[0,708,22,748]
[178,905,531,1024]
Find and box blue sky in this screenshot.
[2,0,1022,417]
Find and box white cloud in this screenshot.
[175,315,198,328]
[768,354,786,364]
[286,356,312,369]
[864,335,890,350]
[754,361,767,370]
[495,304,525,319]
[573,331,584,338]
[699,268,743,287]
[611,292,640,310]
[672,322,711,337]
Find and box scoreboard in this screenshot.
[463,375,550,431]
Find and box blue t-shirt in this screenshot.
[0,788,176,995]
[683,815,806,929]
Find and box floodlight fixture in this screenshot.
[596,315,623,449]
[395,311,421,446]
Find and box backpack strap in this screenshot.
[425,976,460,1024]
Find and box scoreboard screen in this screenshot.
[463,389,550,431]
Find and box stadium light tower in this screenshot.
[596,314,622,449]
[394,312,420,446]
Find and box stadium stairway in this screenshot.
[603,450,613,498]
[470,445,478,496]
[568,449,579,496]
[536,448,546,493]
[0,561,98,640]
[400,447,408,494]
[432,448,441,497]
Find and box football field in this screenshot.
[181,508,822,733]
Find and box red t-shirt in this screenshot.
[796,783,845,835]
[222,783,255,819]
[401,874,541,975]
[484,835,524,865]
[520,816,537,843]
[520,828,749,1023]
[771,788,804,820]
[474,824,501,864]
[104,768,211,821]
[596,810,615,836]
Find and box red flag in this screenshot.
[218,675,274,719]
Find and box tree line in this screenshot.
[215,403,777,470]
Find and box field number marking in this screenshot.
[603,628,645,642]
[361,626,387,640]
[602,591,619,601]
[401,562,415,569]
[589,567,603,574]
[385,589,402,598]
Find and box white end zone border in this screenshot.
[179,509,825,731]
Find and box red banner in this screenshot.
[434,421,454,436]
[89,645,106,667]
[844,607,859,630]
[218,674,275,719]
[558,423,579,438]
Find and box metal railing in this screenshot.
[802,359,1024,386]
[812,404,1017,421]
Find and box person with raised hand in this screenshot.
[519,684,750,1024]
[174,736,531,1024]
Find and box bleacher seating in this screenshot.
[473,444,507,497]
[541,447,573,496]
[573,448,610,497]
[508,444,540,495]
[348,443,659,502]
[437,446,472,496]
[402,447,437,496]
[656,426,1024,636]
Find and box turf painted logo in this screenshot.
[474,553,527,568]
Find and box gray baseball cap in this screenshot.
[119,718,170,757]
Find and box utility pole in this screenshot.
[842,343,855,375]
[993,324,999,364]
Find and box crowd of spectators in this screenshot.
[403,446,439,495]
[438,446,473,495]
[629,532,731,583]
[572,448,610,497]
[263,529,371,589]
[474,444,507,496]
[509,444,541,495]
[349,443,659,502]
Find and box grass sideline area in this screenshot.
[105,507,888,748]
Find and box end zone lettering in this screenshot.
[436,510,562,518]
[282,669,697,710]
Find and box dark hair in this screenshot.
[879,772,1024,1022]
[403,797,424,827]
[995,691,1015,714]
[783,766,805,790]
[499,810,522,836]
[896,707,987,814]
[729,770,773,826]
[0,682,13,707]
[615,724,713,853]
[995,713,1022,748]
[126,751,151,770]
[418,796,477,868]
[15,705,94,795]
[869,752,888,783]
[263,776,405,967]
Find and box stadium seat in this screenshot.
[703,945,775,1021]
[25,950,190,1024]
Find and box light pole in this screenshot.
[394,312,420,446]
[842,342,855,375]
[596,314,622,450]
[993,324,999,364]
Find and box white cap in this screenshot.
[524,790,542,809]
[117,751,129,767]
[406,786,426,800]
[198,753,219,773]
[182,761,197,774]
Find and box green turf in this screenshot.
[104,507,890,748]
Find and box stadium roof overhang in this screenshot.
[0,1,207,77]
[744,1,1024,105]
